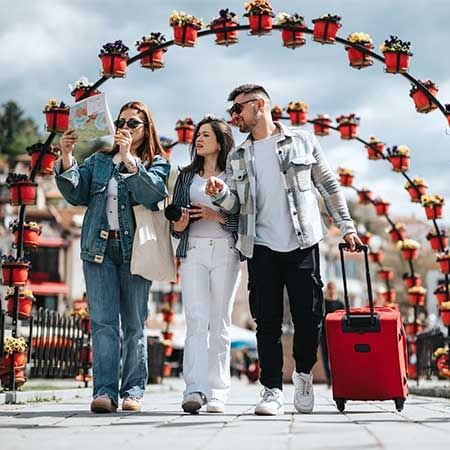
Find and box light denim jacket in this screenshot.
[212,123,356,259]
[55,152,170,264]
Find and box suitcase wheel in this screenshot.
[335,398,346,412]
[394,398,405,412]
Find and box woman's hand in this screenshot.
[115,129,137,173]
[60,130,77,170]
[172,208,190,232]
[189,203,223,222]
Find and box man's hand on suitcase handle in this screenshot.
[343,232,364,252]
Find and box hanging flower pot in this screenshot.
[27,143,59,176]
[409,80,439,114]
[378,268,394,282]
[422,194,444,220]
[405,177,427,203]
[433,348,450,379]
[271,105,283,121]
[380,35,413,74]
[369,250,383,264]
[439,302,450,327]
[357,188,373,205]
[162,309,175,324]
[405,321,423,335]
[387,145,410,172]
[403,273,422,289]
[337,167,354,187]
[437,252,450,275]
[244,1,275,35]
[397,239,420,261]
[336,114,359,139]
[373,198,390,216]
[170,11,204,46]
[365,136,384,160]
[135,33,167,70]
[358,231,372,246]
[387,223,407,243]
[162,331,174,341]
[7,174,38,206]
[380,289,396,304]
[313,115,332,136]
[163,291,179,305]
[1,256,31,286]
[0,337,28,387]
[43,99,69,133]
[345,33,374,69]
[164,343,173,357]
[98,40,129,78]
[70,77,101,102]
[312,14,342,44]
[11,220,42,250]
[407,286,426,306]
[434,284,449,305]
[277,13,306,49]
[209,9,239,46]
[175,117,196,144]
[162,362,172,377]
[287,100,309,126]
[6,289,35,320]
[427,230,448,252]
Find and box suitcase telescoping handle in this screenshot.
[339,243,379,330]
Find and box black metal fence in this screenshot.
[416,328,445,379]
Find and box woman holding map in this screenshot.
[55,101,170,413]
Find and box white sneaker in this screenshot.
[207,398,225,413]
[292,371,314,413]
[182,392,206,414]
[254,388,284,415]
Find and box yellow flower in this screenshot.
[347,32,373,44]
[287,100,309,112]
[397,239,420,250]
[337,167,353,176]
[440,301,450,309]
[408,286,426,295]
[421,194,444,206]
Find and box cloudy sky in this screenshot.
[2,0,450,223]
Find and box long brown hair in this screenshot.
[182,116,234,174]
[103,101,167,164]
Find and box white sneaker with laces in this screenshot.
[292,371,314,413]
[206,398,225,413]
[182,392,206,414]
[254,388,284,415]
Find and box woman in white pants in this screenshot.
[170,116,241,414]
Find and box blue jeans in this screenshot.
[83,238,151,405]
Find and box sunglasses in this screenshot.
[229,98,259,116]
[114,118,147,129]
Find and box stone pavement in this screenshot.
[0,378,449,450]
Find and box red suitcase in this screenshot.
[325,243,408,412]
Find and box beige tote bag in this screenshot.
[130,204,177,282]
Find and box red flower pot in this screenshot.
[248,14,273,34]
[138,45,165,70]
[212,21,239,46]
[164,344,173,357]
[9,181,37,206]
[440,309,450,326]
[313,118,332,136]
[427,233,448,251]
[14,226,41,250]
[358,190,373,205]
[424,204,443,220]
[389,155,410,172]
[411,87,438,114]
[346,44,373,69]
[271,110,283,121]
[366,142,384,160]
[338,123,358,140]
[173,25,199,47]
[438,257,450,274]
[81,347,93,364]
[2,262,30,286]
[162,331,174,341]
[312,20,340,44]
[383,51,410,74]
[176,125,195,144]
[6,294,34,320]
[81,318,91,334]
[73,88,100,102]
[162,310,175,323]
[100,53,128,78]
[369,251,383,264]
[1,351,27,369]
[408,292,425,306]
[405,323,423,335]
[378,269,393,282]
[402,248,418,261]
[403,275,421,288]
[44,108,69,133]
[406,184,427,203]
[389,228,407,243]
[380,290,396,303]
[435,292,448,305]
[374,201,390,216]
[288,110,307,126]
[281,28,306,49]
[338,174,353,187]
[162,362,171,377]
[30,150,58,176]
[359,234,371,246]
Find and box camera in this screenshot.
[164,204,201,223]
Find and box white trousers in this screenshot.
[179,237,241,402]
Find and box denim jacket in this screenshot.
[212,123,356,259]
[55,152,170,264]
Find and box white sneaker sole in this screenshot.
[254,406,285,416]
[206,405,225,413]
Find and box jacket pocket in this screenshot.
[231,169,248,204]
[289,157,315,191]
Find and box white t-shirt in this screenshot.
[188,172,231,239]
[253,134,299,252]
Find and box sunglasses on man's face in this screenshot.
[114,118,147,129]
[229,98,259,116]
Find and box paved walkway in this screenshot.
[1,378,449,449]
